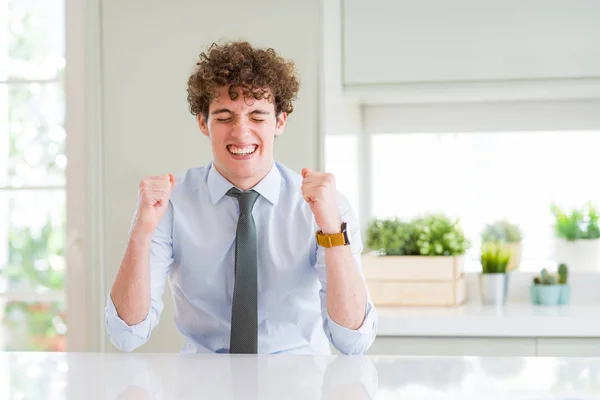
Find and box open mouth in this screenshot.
[227,144,258,156]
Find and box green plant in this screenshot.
[481,219,522,243]
[480,242,512,274]
[589,205,600,238]
[532,264,568,285]
[413,214,470,256]
[366,214,470,256]
[533,268,556,285]
[558,263,568,284]
[366,218,419,256]
[551,202,600,241]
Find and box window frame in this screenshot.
[63,0,105,352]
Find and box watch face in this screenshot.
[341,222,350,245]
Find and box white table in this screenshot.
[2,352,600,399]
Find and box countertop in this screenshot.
[377,303,600,337]
[2,352,600,399]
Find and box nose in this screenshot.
[230,118,251,140]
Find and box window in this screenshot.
[369,130,600,272]
[0,0,66,352]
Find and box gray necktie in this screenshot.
[226,188,260,354]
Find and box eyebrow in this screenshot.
[249,110,271,115]
[211,108,272,116]
[211,108,232,115]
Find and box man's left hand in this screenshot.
[301,168,342,234]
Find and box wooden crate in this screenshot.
[362,253,464,281]
[366,277,466,307]
[362,253,466,306]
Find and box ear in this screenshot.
[197,113,209,137]
[274,112,287,137]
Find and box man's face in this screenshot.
[198,86,287,188]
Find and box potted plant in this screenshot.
[551,202,600,271]
[365,218,418,257]
[530,263,570,306]
[479,242,513,306]
[481,219,523,271]
[363,213,471,306]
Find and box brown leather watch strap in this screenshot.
[316,231,347,248]
[315,222,350,248]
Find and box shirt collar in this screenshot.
[207,162,281,206]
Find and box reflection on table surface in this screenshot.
[1,352,600,399]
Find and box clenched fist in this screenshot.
[134,174,176,233]
[301,168,342,234]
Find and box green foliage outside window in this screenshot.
[1,0,67,352]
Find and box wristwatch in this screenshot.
[316,221,350,248]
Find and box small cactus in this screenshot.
[558,263,568,284]
[534,268,559,285]
[541,268,550,283]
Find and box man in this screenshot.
[105,41,377,355]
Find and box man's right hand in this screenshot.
[134,174,176,233]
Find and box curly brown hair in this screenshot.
[186,41,300,119]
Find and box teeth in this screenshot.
[228,145,257,155]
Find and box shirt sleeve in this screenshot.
[104,201,174,352]
[315,192,378,355]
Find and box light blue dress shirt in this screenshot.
[105,161,377,355]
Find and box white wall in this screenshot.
[340,0,600,107]
[322,0,361,136]
[342,0,600,86]
[99,0,322,352]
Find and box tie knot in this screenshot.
[227,188,259,214]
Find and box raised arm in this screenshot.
[105,174,175,351]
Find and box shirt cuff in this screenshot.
[105,294,153,341]
[325,299,377,355]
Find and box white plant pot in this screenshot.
[553,238,600,271]
[478,273,509,306]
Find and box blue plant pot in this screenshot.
[539,285,561,305]
[530,285,565,306]
[559,284,571,305]
[529,284,571,306]
[530,285,540,305]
